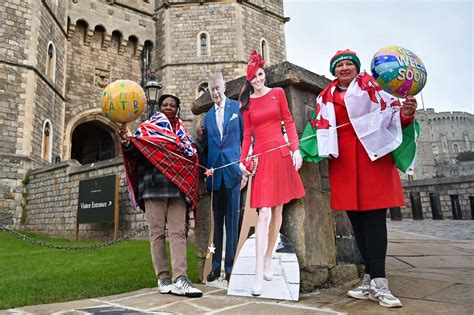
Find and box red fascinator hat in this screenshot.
[246,50,265,80]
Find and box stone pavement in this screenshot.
[3,220,473,314]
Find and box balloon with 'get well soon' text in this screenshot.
[371,46,427,98]
[101,80,146,124]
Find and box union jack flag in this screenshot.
[122,112,199,217]
[134,112,196,157]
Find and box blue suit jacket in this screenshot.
[203,97,243,190]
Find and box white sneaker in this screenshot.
[157,278,173,294]
[369,278,403,308]
[347,274,371,300]
[171,276,203,298]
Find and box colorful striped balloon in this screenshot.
[101,80,147,123]
[371,46,427,98]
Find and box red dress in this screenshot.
[241,88,305,208]
[329,90,412,211]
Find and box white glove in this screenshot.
[239,162,250,176]
[240,174,248,190]
[292,150,303,171]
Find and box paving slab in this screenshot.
[387,242,421,256]
[396,255,473,269]
[89,288,155,302]
[299,288,346,305]
[449,242,474,254]
[425,283,474,305]
[395,242,472,256]
[11,299,101,315]
[385,256,413,270]
[388,268,474,285]
[387,230,438,240]
[383,275,453,299]
[97,290,184,310]
[155,300,207,314]
[180,295,250,312]
[208,301,342,315]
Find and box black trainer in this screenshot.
[206,269,220,282]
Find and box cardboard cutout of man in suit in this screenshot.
[201,72,244,282]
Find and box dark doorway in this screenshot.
[71,121,116,164]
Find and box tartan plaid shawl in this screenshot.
[122,112,199,216]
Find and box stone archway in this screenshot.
[64,109,119,163]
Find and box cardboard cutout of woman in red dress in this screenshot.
[238,50,305,296]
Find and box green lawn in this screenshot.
[0,231,199,310]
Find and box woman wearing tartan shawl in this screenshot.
[300,50,418,308]
[118,94,202,298]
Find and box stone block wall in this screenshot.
[0,0,68,225]
[241,2,286,65]
[65,22,143,123]
[402,175,474,220]
[0,0,33,225]
[68,0,155,42]
[22,158,146,239]
[414,108,474,179]
[155,0,287,124]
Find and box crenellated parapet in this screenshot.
[155,0,286,21]
[68,0,155,50]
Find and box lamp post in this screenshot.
[144,72,162,118]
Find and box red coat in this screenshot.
[328,90,412,211]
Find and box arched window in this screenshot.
[453,143,459,154]
[432,144,439,156]
[92,25,106,49]
[111,30,123,52]
[197,32,210,56]
[441,137,448,153]
[260,38,269,63]
[196,82,208,98]
[141,40,153,86]
[45,42,56,82]
[41,120,53,162]
[128,35,138,56]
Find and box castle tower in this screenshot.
[64,0,155,162]
[0,0,69,225]
[0,0,288,226]
[154,0,288,123]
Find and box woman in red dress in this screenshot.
[239,50,305,296]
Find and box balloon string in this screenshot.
[134,108,396,174]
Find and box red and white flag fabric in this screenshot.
[300,72,418,174]
[345,72,403,161]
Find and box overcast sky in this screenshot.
[283,0,473,114]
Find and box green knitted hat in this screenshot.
[330,49,361,75]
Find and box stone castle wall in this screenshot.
[401,175,474,220]
[414,109,474,179]
[22,158,146,239]
[63,0,156,158]
[241,1,286,64]
[155,0,287,124]
[155,2,244,122]
[0,0,68,225]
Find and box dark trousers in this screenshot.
[212,184,241,274]
[347,209,388,279]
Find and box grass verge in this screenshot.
[0,231,199,310]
